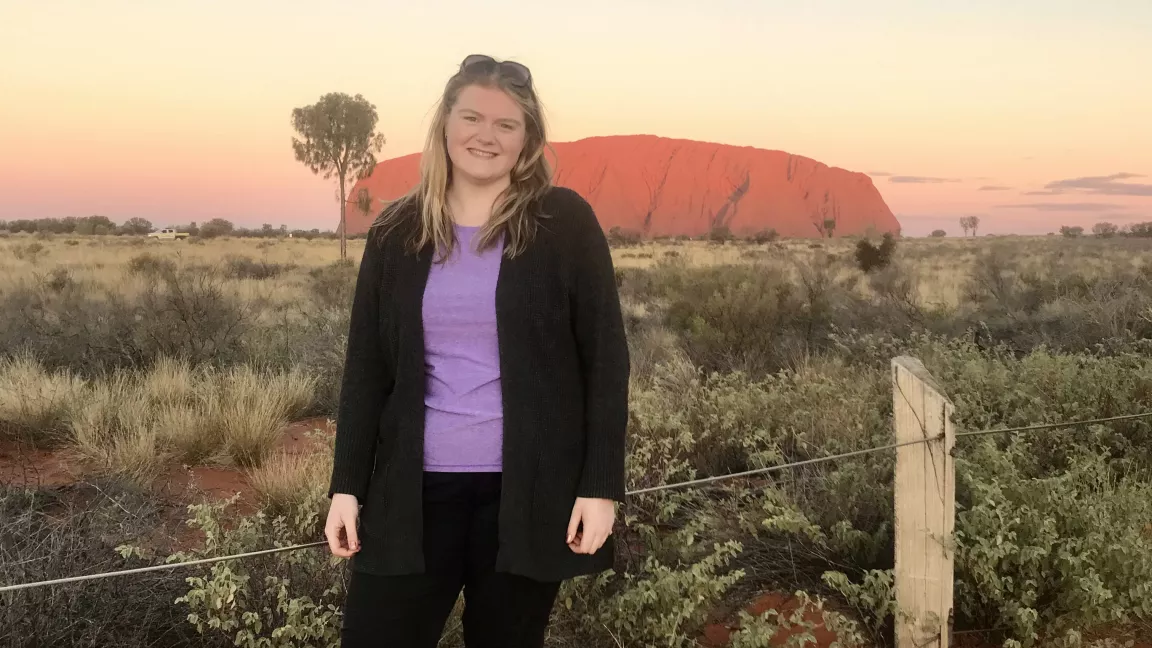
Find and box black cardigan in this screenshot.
[327,186,630,582]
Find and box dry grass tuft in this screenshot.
[139,355,201,407]
[70,371,168,487]
[214,365,318,469]
[0,351,87,447]
[0,348,320,483]
[246,437,332,514]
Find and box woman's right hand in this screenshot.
[325,493,361,558]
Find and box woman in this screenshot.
[324,54,630,648]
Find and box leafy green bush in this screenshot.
[954,443,1152,646]
[555,534,745,648]
[119,495,342,648]
[920,339,1152,472]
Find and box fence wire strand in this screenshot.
[5,410,1152,594]
[955,411,1152,438]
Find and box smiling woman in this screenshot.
[325,54,629,648]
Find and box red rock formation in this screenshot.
[343,135,899,238]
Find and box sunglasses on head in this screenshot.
[459,54,532,87]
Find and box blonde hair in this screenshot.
[372,58,552,261]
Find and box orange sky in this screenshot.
[1,1,1149,236]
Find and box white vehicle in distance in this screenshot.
[146,228,189,240]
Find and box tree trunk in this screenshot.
[338,171,347,261]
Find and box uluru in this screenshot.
[343,135,900,238]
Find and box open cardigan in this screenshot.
[327,186,630,582]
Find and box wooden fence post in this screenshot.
[892,356,956,648]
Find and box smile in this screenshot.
[467,148,498,159]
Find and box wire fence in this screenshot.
[4,410,1152,594]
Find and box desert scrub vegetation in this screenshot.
[1,481,216,647]
[5,234,1152,646]
[0,353,316,481]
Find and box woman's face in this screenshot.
[445,84,527,186]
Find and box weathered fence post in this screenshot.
[891,356,956,648]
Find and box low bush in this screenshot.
[0,265,254,374]
[118,494,341,648]
[307,259,358,311]
[223,255,295,280]
[127,252,177,278]
[854,234,897,273]
[0,482,215,648]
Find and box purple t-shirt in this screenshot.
[421,224,504,472]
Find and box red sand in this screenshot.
[701,591,844,647]
[0,441,79,488]
[343,134,900,239]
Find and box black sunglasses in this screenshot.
[459,54,532,87]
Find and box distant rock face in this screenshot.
[343,134,900,238]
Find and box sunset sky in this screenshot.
[2,0,1149,236]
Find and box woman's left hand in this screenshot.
[567,497,616,554]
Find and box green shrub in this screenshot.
[556,536,745,648]
[854,234,897,273]
[307,259,358,311]
[954,443,1152,646]
[133,266,254,367]
[246,308,348,415]
[638,257,884,376]
[119,495,342,648]
[661,264,802,374]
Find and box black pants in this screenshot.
[340,472,563,648]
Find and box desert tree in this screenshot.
[199,218,235,239]
[959,215,981,237]
[291,92,386,260]
[1092,221,1118,238]
[121,217,154,235]
[822,218,836,238]
[814,190,839,238]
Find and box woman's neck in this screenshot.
[447,174,510,227]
